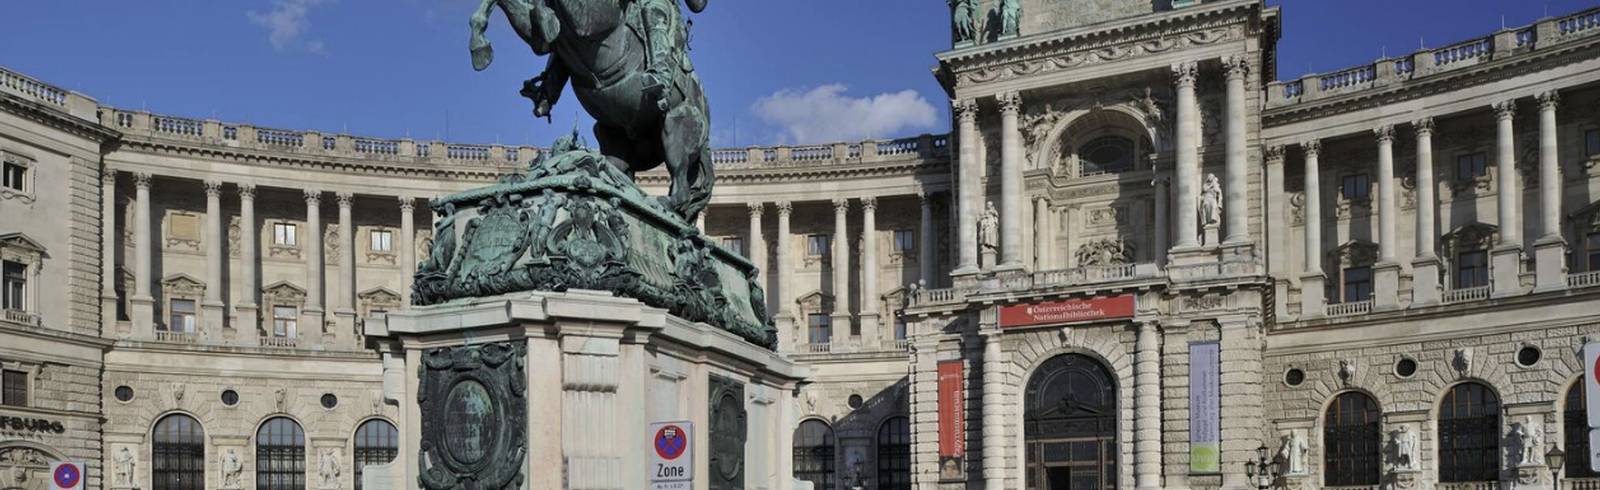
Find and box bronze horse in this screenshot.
[470,0,714,222]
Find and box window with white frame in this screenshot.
[893,230,914,254]
[273,222,298,246]
[370,229,393,253]
[167,299,196,333]
[272,306,298,338]
[807,234,830,257]
[1,369,26,407]
[1,161,24,193]
[2,261,24,312]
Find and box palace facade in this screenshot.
[3,0,1600,489]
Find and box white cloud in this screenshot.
[751,84,938,144]
[248,0,331,53]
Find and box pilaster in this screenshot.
[301,189,325,345]
[399,196,417,306]
[1374,126,1400,310]
[202,180,227,333]
[334,192,357,337]
[99,169,119,330]
[1134,320,1163,490]
[980,327,1005,490]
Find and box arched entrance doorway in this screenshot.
[1025,353,1117,490]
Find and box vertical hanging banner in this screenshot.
[937,360,965,480]
[1189,342,1221,473]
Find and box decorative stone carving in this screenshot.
[1181,295,1223,312]
[221,448,244,488]
[1337,359,1356,385]
[324,224,340,263]
[113,445,136,487]
[958,26,1239,87]
[979,201,999,252]
[1389,424,1419,471]
[1087,206,1123,227]
[318,448,341,489]
[1512,416,1544,466]
[1289,192,1306,225]
[1333,241,1379,268]
[708,375,747,490]
[418,342,527,490]
[1441,223,1498,261]
[1075,238,1133,266]
[358,288,402,317]
[275,387,288,412]
[228,216,241,258]
[1453,347,1474,374]
[1200,173,1222,226]
[1278,430,1308,475]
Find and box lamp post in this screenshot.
[1547,445,1566,490]
[1246,443,1283,490]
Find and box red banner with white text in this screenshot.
[998,294,1136,328]
[936,360,964,480]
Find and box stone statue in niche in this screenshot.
[1200,173,1222,227]
[979,201,1000,253]
[221,448,243,488]
[113,446,135,487]
[949,0,976,45]
[1390,424,1418,470]
[1512,416,1543,466]
[1278,430,1308,475]
[317,448,341,489]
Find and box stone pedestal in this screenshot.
[1492,245,1525,297]
[1202,223,1219,248]
[1410,257,1441,306]
[364,291,806,490]
[980,249,997,270]
[1374,261,1402,310]
[1533,236,1567,292]
[130,296,155,339]
[1387,468,1425,490]
[1299,274,1326,319]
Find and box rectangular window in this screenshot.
[1456,250,1490,289]
[2,261,25,312]
[1341,174,1370,201]
[807,234,830,257]
[1,162,23,192]
[1341,266,1373,303]
[272,306,298,338]
[1586,129,1599,157]
[168,299,196,333]
[894,318,907,341]
[807,313,831,345]
[0,370,25,407]
[721,237,745,256]
[370,229,393,253]
[1456,152,1488,180]
[893,230,915,253]
[273,223,298,246]
[1588,233,1600,272]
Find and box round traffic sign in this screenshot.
[654,424,687,460]
[54,462,81,488]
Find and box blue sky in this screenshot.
[1,0,1593,148]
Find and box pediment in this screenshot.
[358,287,402,304]
[0,232,48,257]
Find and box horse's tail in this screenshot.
[469,0,498,71]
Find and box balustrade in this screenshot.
[1325,300,1373,317]
[1569,270,1600,288]
[805,343,832,354]
[257,128,305,148]
[1319,64,1376,91]
[259,336,298,348]
[1441,285,1490,304]
[790,145,832,162]
[0,68,67,106]
[1433,37,1493,67]
[354,138,400,155]
[2,309,39,326]
[154,330,198,344]
[153,116,204,137]
[446,144,491,161]
[1560,9,1600,35]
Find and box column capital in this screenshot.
[397,196,415,211]
[953,99,979,122]
[100,169,117,186]
[1537,90,1560,111]
[917,192,933,206]
[775,200,792,216]
[1301,139,1322,157]
[1222,54,1250,81]
[238,183,256,200]
[1493,99,1517,120]
[132,172,153,189]
[1033,195,1050,205]
[1170,60,1199,88]
[303,189,323,205]
[336,191,354,208]
[832,198,850,213]
[860,197,877,212]
[203,180,224,197]
[1151,175,1171,186]
[746,201,764,215]
[1264,145,1286,164]
[1373,124,1395,143]
[996,91,1021,115]
[1412,117,1435,136]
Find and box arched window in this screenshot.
[1566,382,1597,477]
[876,416,910,490]
[257,417,306,490]
[1323,392,1380,486]
[1438,382,1500,482]
[353,419,399,490]
[1024,353,1117,489]
[794,419,836,490]
[1078,135,1136,176]
[152,413,205,490]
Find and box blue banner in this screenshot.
[1189,342,1221,473]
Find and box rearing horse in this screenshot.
[469,0,714,221]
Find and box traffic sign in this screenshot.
[1591,429,1600,472]
[1586,343,1600,428]
[650,421,693,487]
[50,461,83,490]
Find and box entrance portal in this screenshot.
[1024,354,1117,490]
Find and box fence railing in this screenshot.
[805,342,832,354]
[892,339,911,352]
[1325,300,1373,317]
[1,309,39,326]
[1569,270,1600,288]
[1442,285,1490,304]
[259,336,298,348]
[155,330,198,344]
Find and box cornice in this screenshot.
[115,136,512,182]
[0,92,121,143]
[1263,34,1600,128]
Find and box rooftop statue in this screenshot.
[470,0,714,221]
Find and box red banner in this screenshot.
[998,294,1136,328]
[936,360,964,479]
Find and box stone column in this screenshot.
[859,198,880,345]
[775,201,795,350]
[998,91,1024,269]
[1134,320,1163,490]
[831,199,851,340]
[335,192,356,331]
[1152,176,1171,266]
[559,327,625,489]
[1300,141,1326,317]
[99,170,118,328]
[1534,91,1567,291]
[1411,119,1442,305]
[1033,196,1051,270]
[747,202,767,287]
[980,328,1006,490]
[237,184,260,342]
[918,193,937,286]
[954,99,981,274]
[1491,100,1523,295]
[202,180,227,332]
[130,172,155,337]
[1374,125,1401,309]
[1223,55,1250,244]
[1172,61,1201,249]
[303,190,325,337]
[399,197,416,305]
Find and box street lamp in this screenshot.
[1547,446,1566,490]
[1246,444,1282,490]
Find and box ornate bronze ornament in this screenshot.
[418,342,527,490]
[708,375,747,490]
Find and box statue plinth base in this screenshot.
[1387,468,1426,490]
